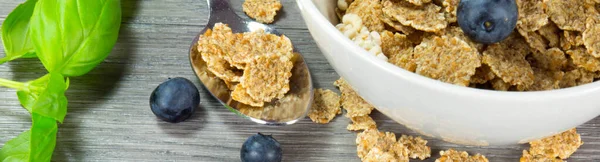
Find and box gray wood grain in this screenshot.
[0,0,599,161]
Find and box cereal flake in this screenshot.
[471,64,496,84]
[518,28,548,53]
[414,36,481,86]
[347,115,377,131]
[566,47,600,72]
[560,68,596,88]
[482,35,534,87]
[544,0,594,31]
[382,0,447,32]
[242,0,282,24]
[442,0,459,23]
[517,67,564,91]
[560,31,584,51]
[231,85,265,107]
[517,0,549,32]
[529,48,567,71]
[346,0,385,32]
[538,23,561,48]
[197,24,243,83]
[363,147,398,162]
[308,89,342,124]
[583,18,600,58]
[405,0,432,6]
[520,150,564,162]
[240,53,293,103]
[435,149,489,162]
[529,128,583,159]
[381,14,416,35]
[399,135,431,160]
[334,78,375,117]
[381,31,417,72]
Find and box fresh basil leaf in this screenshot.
[29,0,122,77]
[0,130,30,162]
[16,73,68,123]
[29,113,57,162]
[0,0,38,64]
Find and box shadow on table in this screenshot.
[51,0,141,161]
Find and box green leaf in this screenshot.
[29,113,58,162]
[16,73,68,123]
[0,130,30,162]
[29,0,122,77]
[0,0,38,64]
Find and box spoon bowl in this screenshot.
[189,0,313,125]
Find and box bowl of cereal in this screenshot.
[297,0,600,145]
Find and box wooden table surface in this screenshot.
[1,0,599,161]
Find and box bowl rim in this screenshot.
[296,0,600,101]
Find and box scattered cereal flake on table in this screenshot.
[240,53,293,103]
[392,142,410,162]
[583,18,600,58]
[399,135,431,160]
[231,85,265,107]
[520,150,564,162]
[538,23,561,48]
[442,0,458,23]
[334,78,375,118]
[529,48,567,71]
[544,0,594,31]
[381,14,416,35]
[242,0,282,24]
[356,128,385,160]
[566,47,600,72]
[405,0,432,6]
[560,68,596,88]
[347,115,377,131]
[363,147,399,162]
[471,64,496,84]
[517,28,548,53]
[382,0,447,32]
[516,0,548,32]
[435,149,489,162]
[414,36,481,86]
[529,128,583,160]
[482,35,534,87]
[518,67,564,91]
[381,31,417,72]
[346,0,385,32]
[308,89,341,124]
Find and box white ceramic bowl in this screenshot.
[297,0,600,145]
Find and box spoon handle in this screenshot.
[207,0,234,13]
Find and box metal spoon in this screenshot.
[188,0,313,125]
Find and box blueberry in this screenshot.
[150,77,200,123]
[457,0,518,44]
[241,133,282,162]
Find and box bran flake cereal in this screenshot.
[442,0,458,23]
[518,28,548,53]
[444,26,484,51]
[482,35,534,87]
[529,128,583,159]
[381,31,417,72]
[197,25,242,83]
[242,0,282,24]
[346,0,386,32]
[334,78,375,118]
[471,64,496,84]
[308,89,342,124]
[356,129,386,160]
[516,0,548,32]
[347,115,377,131]
[240,53,292,103]
[232,85,265,107]
[491,78,513,91]
[364,147,399,162]
[544,0,595,31]
[530,48,568,71]
[382,0,447,32]
[538,23,561,48]
[405,0,432,6]
[230,30,293,69]
[583,18,600,58]
[560,31,584,51]
[414,36,481,86]
[520,150,564,162]
[566,47,600,72]
[518,67,564,91]
[382,14,416,35]
[399,135,431,160]
[435,149,489,162]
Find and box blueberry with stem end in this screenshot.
[150,77,200,123]
[241,133,283,162]
[457,0,518,44]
